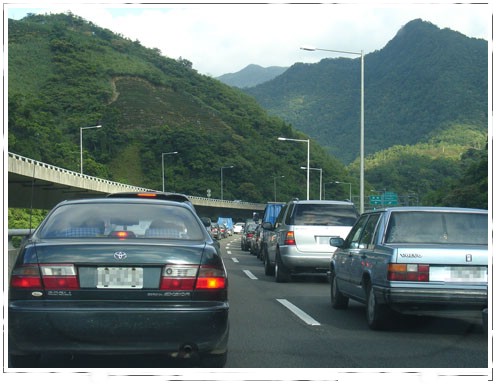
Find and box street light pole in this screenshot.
[301,47,364,213]
[301,167,322,200]
[80,124,102,174]
[278,137,310,200]
[162,151,178,192]
[335,181,352,202]
[220,165,234,200]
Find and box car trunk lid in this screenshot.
[293,225,353,253]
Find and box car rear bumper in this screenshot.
[9,300,229,356]
[375,286,487,316]
[280,247,331,271]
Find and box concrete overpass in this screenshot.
[7,152,265,219]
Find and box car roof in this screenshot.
[106,191,190,202]
[105,191,196,211]
[55,197,192,209]
[364,206,488,214]
[290,199,355,205]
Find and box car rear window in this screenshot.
[289,204,358,226]
[38,202,204,240]
[385,211,488,244]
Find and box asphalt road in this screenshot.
[11,235,489,382]
[223,236,488,369]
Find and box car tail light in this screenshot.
[159,264,226,290]
[284,231,296,246]
[196,265,226,289]
[388,263,429,282]
[109,231,136,239]
[40,264,80,289]
[11,264,80,290]
[10,264,43,289]
[160,265,198,290]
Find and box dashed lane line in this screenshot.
[276,298,320,326]
[243,270,258,280]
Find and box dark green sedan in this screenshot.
[8,196,229,368]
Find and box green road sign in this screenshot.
[369,195,382,205]
[369,193,398,206]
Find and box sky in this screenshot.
[4,1,492,77]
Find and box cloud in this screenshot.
[6,2,492,77]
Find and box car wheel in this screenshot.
[365,282,390,330]
[9,353,41,368]
[264,249,275,276]
[275,254,291,283]
[330,270,349,309]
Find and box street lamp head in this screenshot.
[300,46,316,51]
[278,137,287,141]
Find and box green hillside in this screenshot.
[7,14,488,210]
[245,19,488,165]
[8,13,352,204]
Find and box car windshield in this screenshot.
[38,202,205,240]
[291,204,358,226]
[385,211,488,245]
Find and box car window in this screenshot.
[290,204,358,226]
[38,202,204,240]
[276,204,290,228]
[385,211,488,244]
[345,215,369,249]
[358,213,380,249]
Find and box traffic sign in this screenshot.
[369,195,382,205]
[383,192,398,205]
[369,192,398,205]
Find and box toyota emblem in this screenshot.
[114,251,127,261]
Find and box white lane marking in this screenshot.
[227,250,232,255]
[243,270,258,280]
[276,299,320,326]
[232,258,239,263]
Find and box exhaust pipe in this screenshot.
[174,343,198,359]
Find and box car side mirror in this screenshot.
[201,217,212,227]
[330,237,345,248]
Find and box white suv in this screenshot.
[263,199,358,282]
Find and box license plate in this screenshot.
[430,266,487,283]
[97,267,144,288]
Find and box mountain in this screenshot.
[7,13,350,205]
[7,14,488,210]
[244,19,488,164]
[216,64,288,88]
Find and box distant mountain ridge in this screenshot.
[216,64,288,88]
[7,14,488,208]
[244,19,488,164]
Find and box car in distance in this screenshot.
[241,222,257,251]
[233,222,244,234]
[8,196,229,367]
[263,199,359,282]
[329,206,488,330]
[210,222,221,240]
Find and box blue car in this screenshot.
[329,206,488,330]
